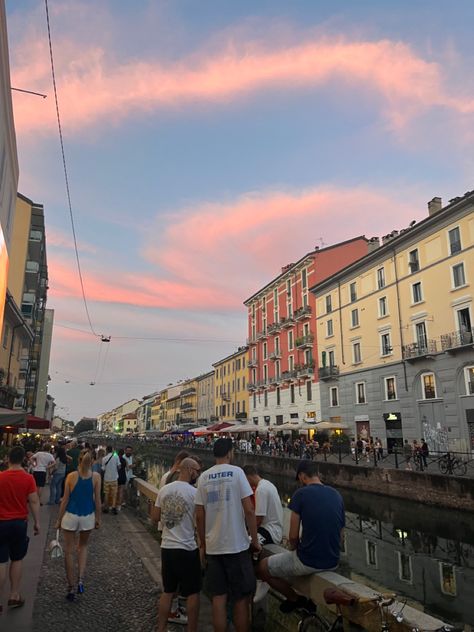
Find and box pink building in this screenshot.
[244,237,373,428]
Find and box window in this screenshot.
[328,350,335,366]
[301,269,307,289]
[242,377,245,389]
[306,380,312,401]
[25,261,39,273]
[452,262,466,288]
[366,541,377,567]
[384,377,397,400]
[263,365,268,382]
[415,321,428,350]
[448,226,461,255]
[440,563,457,596]
[289,355,294,371]
[398,553,412,583]
[350,282,357,303]
[412,282,423,304]
[253,394,257,408]
[351,309,359,328]
[465,367,474,395]
[356,382,366,404]
[290,384,295,404]
[326,295,332,313]
[2,323,9,348]
[377,267,385,289]
[327,319,334,337]
[381,332,392,356]
[29,229,42,242]
[288,330,294,350]
[263,342,268,359]
[330,387,339,407]
[276,387,281,406]
[286,279,291,296]
[352,342,361,364]
[408,249,419,273]
[264,391,268,407]
[378,296,388,317]
[422,373,437,399]
[242,400,246,413]
[232,403,235,415]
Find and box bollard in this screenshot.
[394,448,399,469]
[338,445,342,464]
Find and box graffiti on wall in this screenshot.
[422,419,449,452]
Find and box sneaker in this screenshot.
[167,607,188,625]
[253,580,270,603]
[77,581,84,595]
[66,590,75,602]
[280,596,315,614]
[112,508,118,515]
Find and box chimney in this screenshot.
[427,197,442,216]
[367,236,380,253]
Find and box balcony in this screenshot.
[294,305,312,321]
[319,365,340,380]
[440,329,474,353]
[180,387,196,397]
[257,379,270,390]
[270,374,281,386]
[267,321,282,335]
[221,393,231,401]
[402,340,437,361]
[282,370,298,382]
[281,316,295,328]
[247,382,257,392]
[180,402,196,411]
[269,350,282,361]
[248,358,258,368]
[296,333,314,349]
[0,386,18,409]
[246,334,258,346]
[257,329,269,341]
[296,361,315,378]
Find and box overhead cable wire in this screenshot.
[44,0,98,337]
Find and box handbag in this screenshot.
[49,529,63,559]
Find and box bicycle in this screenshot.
[438,452,467,476]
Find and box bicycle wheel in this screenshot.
[439,459,450,475]
[299,613,330,632]
[454,461,467,476]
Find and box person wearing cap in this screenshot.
[257,459,345,614]
[195,438,261,632]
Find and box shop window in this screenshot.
[398,552,413,583]
[366,541,378,567]
[439,563,457,596]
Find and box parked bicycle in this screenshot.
[438,452,467,476]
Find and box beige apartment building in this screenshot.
[312,194,474,452]
[197,370,215,424]
[213,347,249,422]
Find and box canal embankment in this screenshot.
[134,444,474,511]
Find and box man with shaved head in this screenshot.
[153,457,202,632]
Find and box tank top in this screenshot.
[66,474,95,516]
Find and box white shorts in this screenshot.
[267,550,335,578]
[61,511,95,532]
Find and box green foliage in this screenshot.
[74,418,96,435]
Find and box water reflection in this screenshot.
[145,458,474,627]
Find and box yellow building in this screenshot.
[213,346,249,422]
[312,194,474,452]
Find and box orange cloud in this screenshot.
[10,31,472,135]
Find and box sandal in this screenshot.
[7,597,25,609]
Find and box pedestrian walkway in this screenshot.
[1,501,214,632]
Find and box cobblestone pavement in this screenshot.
[32,509,159,632]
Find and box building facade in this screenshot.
[99,398,140,434]
[312,195,474,452]
[244,237,372,429]
[196,370,215,424]
[213,346,249,422]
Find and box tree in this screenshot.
[74,417,96,435]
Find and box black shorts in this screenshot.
[205,550,256,600]
[257,526,274,545]
[0,519,29,563]
[161,548,202,597]
[33,471,46,488]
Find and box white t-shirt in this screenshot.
[159,470,171,489]
[123,455,134,481]
[32,451,55,472]
[195,464,253,555]
[155,481,197,551]
[102,453,120,482]
[255,478,283,544]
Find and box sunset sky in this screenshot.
[5,0,474,421]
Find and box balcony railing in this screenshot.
[281,316,295,328]
[221,393,231,401]
[294,305,312,321]
[296,361,315,378]
[440,329,474,352]
[246,335,258,346]
[270,374,282,385]
[319,365,340,380]
[257,329,269,340]
[295,334,314,349]
[247,382,257,391]
[402,340,437,360]
[269,350,281,361]
[248,358,258,368]
[180,387,196,397]
[180,402,196,411]
[267,321,282,335]
[282,370,298,382]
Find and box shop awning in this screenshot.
[26,415,51,430]
[206,422,235,432]
[223,424,259,434]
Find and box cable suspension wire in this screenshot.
[44,0,98,337]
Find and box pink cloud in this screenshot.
[10,29,473,135]
[47,226,97,254]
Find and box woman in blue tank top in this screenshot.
[55,449,101,601]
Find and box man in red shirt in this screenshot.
[0,446,40,612]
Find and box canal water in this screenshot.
[146,458,474,628]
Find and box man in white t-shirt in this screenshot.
[195,438,260,632]
[32,445,55,504]
[243,465,283,545]
[153,458,201,632]
[101,446,120,514]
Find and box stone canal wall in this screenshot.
[138,444,474,511]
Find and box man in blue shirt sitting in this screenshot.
[257,459,345,613]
